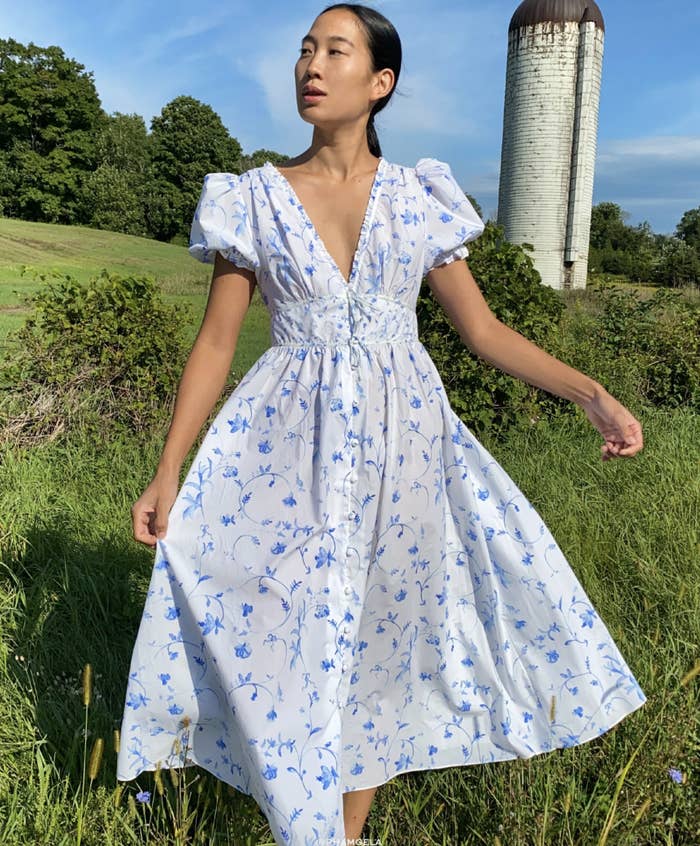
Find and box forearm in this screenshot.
[469,318,603,407]
[156,339,235,476]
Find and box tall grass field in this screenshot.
[0,217,698,845]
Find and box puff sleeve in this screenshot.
[188,172,260,271]
[416,157,485,275]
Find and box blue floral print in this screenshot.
[116,156,647,846]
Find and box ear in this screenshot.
[374,67,394,99]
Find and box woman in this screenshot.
[118,4,646,844]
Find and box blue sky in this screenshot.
[2,0,698,234]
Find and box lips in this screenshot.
[302,87,326,96]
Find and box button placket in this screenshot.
[338,295,362,709]
[345,433,360,525]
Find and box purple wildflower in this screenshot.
[135,789,151,803]
[668,768,683,784]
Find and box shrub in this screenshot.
[417,222,566,437]
[0,269,193,446]
[417,230,699,440]
[551,280,700,412]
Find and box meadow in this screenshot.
[0,217,698,845]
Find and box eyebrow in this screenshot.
[300,34,355,47]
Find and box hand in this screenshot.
[581,386,644,461]
[131,471,180,547]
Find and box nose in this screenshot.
[303,52,323,78]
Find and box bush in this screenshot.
[417,231,699,440]
[551,280,700,412]
[0,269,193,446]
[417,222,566,437]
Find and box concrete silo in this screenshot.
[497,0,605,290]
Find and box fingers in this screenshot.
[135,512,158,547]
[132,503,165,548]
[148,509,169,544]
[600,436,643,460]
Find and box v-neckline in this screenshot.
[264,156,384,287]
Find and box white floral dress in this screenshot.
[116,156,646,846]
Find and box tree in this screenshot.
[146,96,243,241]
[589,203,657,282]
[654,236,700,288]
[0,37,106,223]
[79,113,149,235]
[590,202,629,251]
[676,207,700,252]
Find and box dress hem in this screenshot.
[115,694,647,798]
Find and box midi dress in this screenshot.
[116,155,647,846]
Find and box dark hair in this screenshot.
[320,3,402,157]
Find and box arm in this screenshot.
[425,258,643,459]
[156,252,258,476]
[426,258,600,405]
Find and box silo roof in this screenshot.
[509,0,605,32]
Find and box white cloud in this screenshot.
[131,13,232,67]
[597,135,700,168]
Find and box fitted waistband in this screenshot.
[268,292,419,346]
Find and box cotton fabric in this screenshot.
[116,156,646,846]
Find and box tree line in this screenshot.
[0,38,285,244]
[1,37,698,285]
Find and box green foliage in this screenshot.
[0,37,106,223]
[589,204,660,283]
[676,206,700,251]
[0,270,193,444]
[550,280,700,413]
[417,222,565,437]
[652,235,700,288]
[146,96,244,241]
[418,230,699,440]
[589,201,700,287]
[78,114,150,235]
[80,164,148,236]
[240,149,292,171]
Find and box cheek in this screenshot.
[333,62,369,96]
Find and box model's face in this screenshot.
[295,9,382,127]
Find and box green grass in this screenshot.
[0,216,271,377]
[0,218,698,844]
[1,406,698,845]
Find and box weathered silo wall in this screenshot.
[498,3,605,290]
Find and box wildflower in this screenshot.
[668,768,683,784]
[135,790,151,803]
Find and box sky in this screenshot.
[2,0,698,235]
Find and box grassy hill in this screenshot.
[0,216,271,377]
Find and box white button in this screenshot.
[349,473,358,483]
[341,663,348,672]
[344,585,352,595]
[347,511,356,521]
[343,625,351,634]
[349,438,359,447]
[345,548,352,558]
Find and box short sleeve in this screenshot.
[416,157,485,275]
[188,172,259,271]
